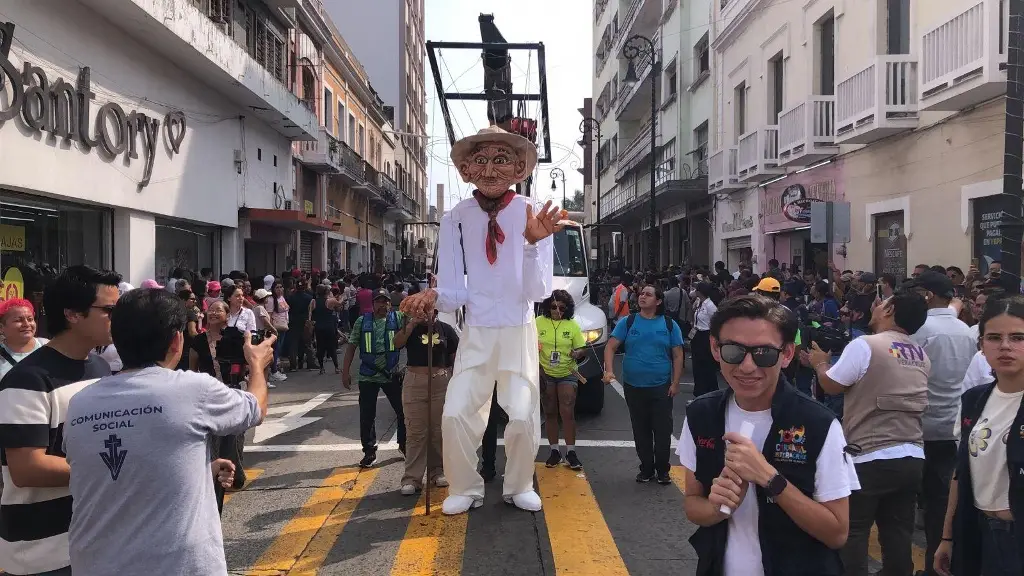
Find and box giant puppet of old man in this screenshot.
[401,125,564,515]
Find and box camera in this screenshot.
[216,327,265,363]
[797,308,852,355]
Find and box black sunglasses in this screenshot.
[718,343,783,368]
[550,303,566,311]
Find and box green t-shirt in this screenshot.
[536,315,586,378]
[349,312,406,383]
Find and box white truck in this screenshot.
[429,211,609,414]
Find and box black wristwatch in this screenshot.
[765,473,788,497]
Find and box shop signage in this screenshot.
[721,212,754,234]
[761,173,841,233]
[3,266,22,300]
[874,211,907,278]
[660,204,687,225]
[304,201,315,216]
[0,224,25,252]
[0,22,186,189]
[973,195,1003,275]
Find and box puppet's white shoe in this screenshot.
[504,490,542,512]
[442,494,482,515]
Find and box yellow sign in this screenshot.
[4,267,23,301]
[304,200,315,216]
[0,224,25,252]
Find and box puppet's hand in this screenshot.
[525,201,566,244]
[400,288,437,317]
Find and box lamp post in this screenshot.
[549,167,566,205]
[623,34,659,271]
[579,116,602,268]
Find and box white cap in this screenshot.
[117,282,134,296]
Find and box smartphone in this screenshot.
[971,258,980,269]
[876,284,883,300]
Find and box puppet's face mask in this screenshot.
[458,143,530,199]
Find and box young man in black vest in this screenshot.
[677,294,860,576]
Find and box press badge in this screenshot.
[549,350,561,366]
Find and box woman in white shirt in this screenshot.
[223,284,258,337]
[0,298,47,381]
[934,294,1024,576]
[690,282,720,398]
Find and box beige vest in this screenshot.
[842,331,930,456]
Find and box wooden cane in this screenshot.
[424,313,435,516]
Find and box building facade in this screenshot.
[0,0,318,291]
[593,0,714,271]
[324,0,430,268]
[709,0,1008,277]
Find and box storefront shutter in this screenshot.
[299,233,313,272]
[726,236,752,250]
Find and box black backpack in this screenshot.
[619,313,677,353]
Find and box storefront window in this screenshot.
[155,218,214,284]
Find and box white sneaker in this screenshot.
[270,372,287,382]
[433,475,449,488]
[504,490,542,512]
[267,383,277,389]
[441,494,483,515]
[400,484,418,496]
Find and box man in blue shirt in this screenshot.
[603,284,685,484]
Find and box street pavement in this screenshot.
[221,355,927,575]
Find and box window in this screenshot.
[323,87,333,132]
[665,61,677,101]
[817,14,835,95]
[338,102,346,141]
[358,124,366,157]
[768,52,784,124]
[734,82,746,142]
[886,0,910,54]
[693,121,709,168]
[348,113,356,147]
[694,32,710,80]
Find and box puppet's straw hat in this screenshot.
[450,125,538,173]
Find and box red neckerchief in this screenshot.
[473,190,516,265]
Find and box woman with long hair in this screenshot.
[537,289,587,470]
[223,284,257,343]
[311,283,342,374]
[935,294,1024,576]
[176,289,201,371]
[267,280,289,381]
[0,298,47,381]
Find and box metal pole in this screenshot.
[1003,0,1024,286]
[424,313,435,515]
[648,48,659,271]
[562,174,567,205]
[579,117,602,268]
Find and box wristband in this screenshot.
[815,361,829,371]
[941,537,953,542]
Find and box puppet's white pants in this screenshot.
[442,321,541,500]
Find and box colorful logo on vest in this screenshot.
[887,341,927,368]
[774,425,808,463]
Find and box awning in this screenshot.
[241,208,336,232]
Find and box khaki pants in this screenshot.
[401,370,449,488]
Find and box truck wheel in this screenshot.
[575,375,606,416]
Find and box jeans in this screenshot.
[273,328,288,371]
[358,377,406,455]
[623,382,674,476]
[980,514,1023,576]
[922,440,958,576]
[841,456,924,576]
[287,326,309,370]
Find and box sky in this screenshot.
[424,0,592,210]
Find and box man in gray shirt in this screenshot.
[63,288,275,575]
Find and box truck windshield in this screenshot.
[553,227,587,277]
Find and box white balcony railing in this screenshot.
[616,56,653,116]
[616,122,653,178]
[836,55,919,144]
[737,126,782,182]
[778,96,838,166]
[920,0,1007,110]
[708,147,741,192]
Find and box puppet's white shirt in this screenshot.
[435,194,554,328]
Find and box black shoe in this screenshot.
[636,471,655,483]
[656,471,672,485]
[565,451,583,470]
[359,452,376,468]
[545,449,563,468]
[479,464,497,483]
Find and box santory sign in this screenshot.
[0,22,186,189]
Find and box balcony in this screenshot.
[708,147,744,192]
[737,126,785,183]
[920,0,1008,111]
[836,55,919,145]
[295,128,343,173]
[81,0,317,141]
[616,54,655,120]
[615,122,653,180]
[778,96,839,167]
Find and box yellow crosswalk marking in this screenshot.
[669,466,687,491]
[245,467,369,575]
[223,468,264,505]
[390,486,469,575]
[285,467,378,576]
[536,463,630,575]
[869,525,925,572]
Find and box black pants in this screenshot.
[213,433,246,515]
[358,377,407,455]
[623,382,674,476]
[922,440,958,576]
[288,327,310,370]
[690,330,719,398]
[841,456,924,576]
[481,386,504,469]
[315,328,338,369]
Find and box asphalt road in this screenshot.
[221,355,926,575]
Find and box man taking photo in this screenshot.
[678,294,859,576]
[62,288,276,575]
